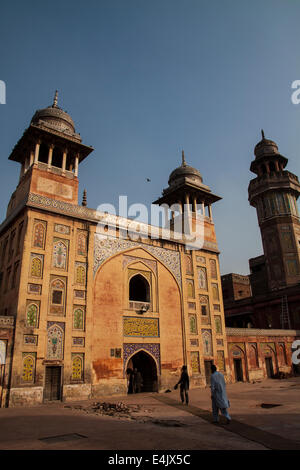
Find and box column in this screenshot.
[29,149,34,166]
[19,162,25,180]
[184,193,191,235]
[193,196,197,213]
[34,141,40,163]
[47,145,54,169]
[208,204,213,221]
[202,202,205,216]
[163,205,169,228]
[62,148,67,173]
[177,200,183,213]
[75,154,79,177]
[24,156,30,172]
[185,193,190,213]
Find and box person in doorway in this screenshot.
[174,365,189,405]
[133,368,143,393]
[126,368,134,394]
[210,364,231,424]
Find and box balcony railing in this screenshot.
[128,301,152,312]
[0,316,15,327]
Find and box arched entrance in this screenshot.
[230,345,246,382]
[264,345,276,378]
[127,350,158,393]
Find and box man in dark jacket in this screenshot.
[175,365,189,405]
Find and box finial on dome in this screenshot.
[182,149,187,166]
[261,129,265,140]
[53,90,58,108]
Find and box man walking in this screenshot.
[210,364,231,424]
[175,365,189,405]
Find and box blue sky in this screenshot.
[1,0,300,275]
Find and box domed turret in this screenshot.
[254,130,279,159]
[168,151,203,187]
[250,130,288,175]
[30,91,77,136]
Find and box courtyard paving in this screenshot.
[0,377,299,451]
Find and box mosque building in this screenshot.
[0,94,298,406]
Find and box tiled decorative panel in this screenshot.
[71,353,84,381]
[123,317,159,337]
[215,315,222,334]
[191,351,200,373]
[197,267,207,290]
[30,253,44,278]
[94,235,181,286]
[202,329,213,356]
[22,353,36,383]
[47,322,65,360]
[52,238,69,270]
[32,220,47,249]
[28,283,42,295]
[74,289,86,300]
[72,337,85,347]
[24,335,38,346]
[217,350,225,371]
[54,223,70,235]
[189,314,198,334]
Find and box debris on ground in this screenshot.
[64,401,143,419]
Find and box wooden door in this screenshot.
[204,360,213,385]
[44,366,61,401]
[265,357,274,378]
[234,358,243,381]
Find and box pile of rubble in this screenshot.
[67,401,142,418]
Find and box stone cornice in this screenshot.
[226,327,300,337]
[25,193,219,253]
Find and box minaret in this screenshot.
[6,91,93,216]
[153,150,221,250]
[248,131,300,290]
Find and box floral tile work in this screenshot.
[93,234,182,286]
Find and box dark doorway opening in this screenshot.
[128,350,158,393]
[234,358,243,382]
[44,366,62,401]
[265,357,274,378]
[204,360,213,385]
[129,275,150,302]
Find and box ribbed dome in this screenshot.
[30,91,76,134]
[254,130,279,159]
[168,151,203,186]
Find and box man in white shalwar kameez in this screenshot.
[210,364,231,424]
